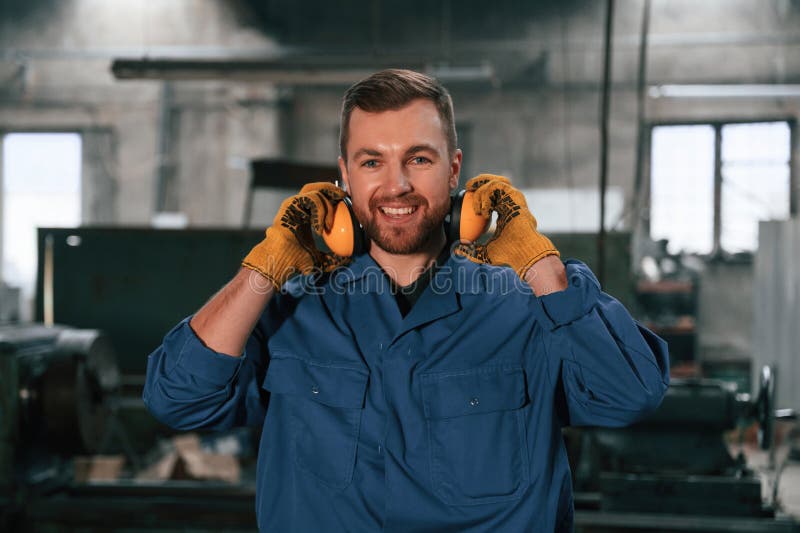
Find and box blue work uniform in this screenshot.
[143,252,669,532]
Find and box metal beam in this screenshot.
[110,58,495,84]
[650,84,800,98]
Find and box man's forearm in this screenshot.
[523,255,568,297]
[189,267,275,357]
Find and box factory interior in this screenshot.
[1,0,799,531]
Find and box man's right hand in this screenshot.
[242,182,351,289]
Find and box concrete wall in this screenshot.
[0,0,283,226]
[2,0,800,359]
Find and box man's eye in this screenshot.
[362,160,379,168]
[410,156,431,165]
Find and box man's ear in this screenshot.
[337,156,350,193]
[449,149,463,190]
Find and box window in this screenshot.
[650,121,792,255]
[2,133,82,320]
[650,125,716,254]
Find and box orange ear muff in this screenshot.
[448,189,490,244]
[322,197,366,257]
[459,190,490,243]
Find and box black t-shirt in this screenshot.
[387,246,451,318]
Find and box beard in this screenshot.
[353,193,450,254]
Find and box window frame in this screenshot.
[644,117,797,259]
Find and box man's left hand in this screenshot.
[454,174,560,279]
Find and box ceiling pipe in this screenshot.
[650,84,800,98]
[111,58,495,84]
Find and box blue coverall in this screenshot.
[143,253,669,532]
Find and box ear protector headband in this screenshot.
[321,189,490,257]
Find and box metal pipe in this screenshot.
[650,84,800,98]
[632,0,652,231]
[713,125,723,256]
[111,58,495,84]
[597,0,615,286]
[43,234,54,326]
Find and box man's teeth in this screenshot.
[381,206,416,215]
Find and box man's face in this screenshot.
[338,98,462,255]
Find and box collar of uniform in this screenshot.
[330,248,493,295]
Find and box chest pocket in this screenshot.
[421,365,530,505]
[263,355,368,490]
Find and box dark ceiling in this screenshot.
[239,0,591,52]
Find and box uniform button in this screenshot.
[311,385,320,395]
[469,397,480,407]
[377,444,383,455]
[379,343,383,350]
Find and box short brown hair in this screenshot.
[339,69,457,161]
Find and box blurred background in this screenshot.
[0,0,799,531]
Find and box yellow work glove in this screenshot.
[242,182,350,289]
[454,174,559,278]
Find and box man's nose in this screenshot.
[384,163,412,195]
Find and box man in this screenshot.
[144,69,669,532]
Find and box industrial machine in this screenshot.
[0,324,121,528]
[574,366,799,532]
[0,320,261,533]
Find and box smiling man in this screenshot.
[143,69,669,532]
